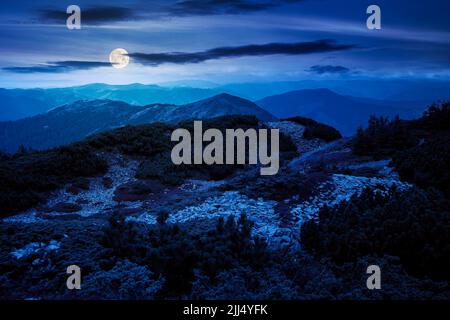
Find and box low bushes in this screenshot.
[301,187,450,280]
[392,133,450,195]
[352,101,450,158]
[78,260,164,300]
[0,143,107,215]
[351,102,450,195]
[284,116,342,142]
[102,214,269,296]
[1,115,297,215]
[86,123,171,157]
[352,115,415,158]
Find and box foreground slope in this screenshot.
[1,105,449,299]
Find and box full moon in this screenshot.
[109,48,129,69]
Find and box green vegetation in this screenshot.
[222,169,328,202]
[352,101,450,195]
[2,213,448,300]
[353,115,415,158]
[301,187,450,280]
[392,133,450,195]
[135,115,297,185]
[0,143,107,216]
[419,101,450,132]
[0,115,297,216]
[86,122,171,157]
[101,214,269,296]
[2,108,449,299]
[284,116,342,142]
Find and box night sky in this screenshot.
[1,0,449,88]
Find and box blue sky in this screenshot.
[1,0,449,88]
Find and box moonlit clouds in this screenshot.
[0,0,449,88]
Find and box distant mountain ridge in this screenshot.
[0,93,276,152]
[256,88,426,135]
[2,80,447,122]
[0,83,221,121]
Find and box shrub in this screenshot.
[301,187,450,280]
[283,116,318,127]
[0,143,107,215]
[352,103,450,194]
[352,101,450,159]
[303,124,342,142]
[2,215,449,299]
[392,133,450,195]
[284,116,342,142]
[156,210,169,225]
[222,170,328,202]
[419,101,450,132]
[191,266,299,300]
[101,214,270,296]
[0,151,9,161]
[352,115,415,157]
[136,115,297,184]
[102,212,139,258]
[78,260,164,300]
[86,123,172,156]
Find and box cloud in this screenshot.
[306,65,350,74]
[3,41,355,73]
[38,1,303,24]
[129,40,356,66]
[3,61,112,73]
[168,0,301,16]
[40,6,136,25]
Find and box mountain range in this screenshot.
[0,84,221,121]
[256,88,427,135]
[0,93,275,152]
[0,82,441,151]
[2,79,449,121]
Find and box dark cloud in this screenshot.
[38,1,303,24]
[168,0,301,16]
[40,6,136,25]
[3,61,112,73]
[3,41,355,73]
[129,40,356,66]
[306,65,350,74]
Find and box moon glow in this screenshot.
[109,48,129,69]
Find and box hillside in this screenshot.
[0,94,276,152]
[1,105,449,299]
[129,93,276,124]
[256,88,423,135]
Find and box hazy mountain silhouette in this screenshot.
[127,93,275,125]
[0,84,221,121]
[256,88,425,135]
